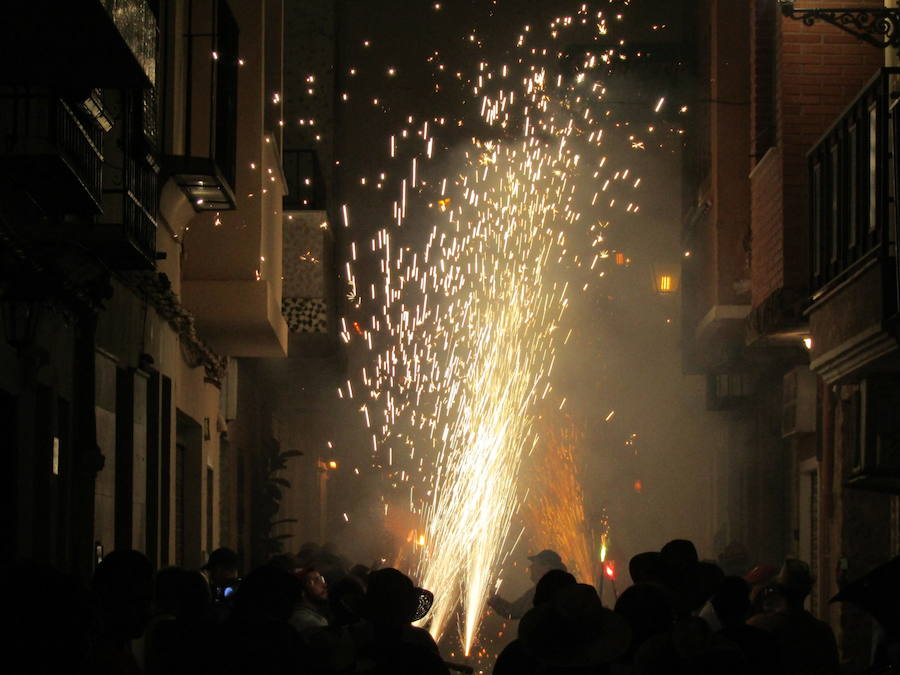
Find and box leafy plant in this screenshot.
[251,438,302,565]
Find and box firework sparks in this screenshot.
[525,415,597,587]
[335,1,683,655]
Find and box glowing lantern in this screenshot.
[651,262,680,294]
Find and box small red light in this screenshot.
[604,561,615,579]
[634,479,642,493]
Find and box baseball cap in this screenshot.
[528,549,565,568]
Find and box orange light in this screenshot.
[633,479,642,493]
[328,460,338,469]
[651,263,680,294]
[615,252,625,265]
[352,321,364,335]
[658,274,673,292]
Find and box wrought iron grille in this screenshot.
[808,68,900,297]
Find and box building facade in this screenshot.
[682,0,900,669]
[0,0,314,579]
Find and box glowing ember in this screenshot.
[524,414,598,587]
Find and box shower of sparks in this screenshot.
[336,1,684,655]
[415,140,567,651]
[525,414,597,587]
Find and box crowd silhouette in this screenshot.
[4,538,898,674]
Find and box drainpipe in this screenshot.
[818,377,834,620]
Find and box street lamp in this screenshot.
[650,262,680,295]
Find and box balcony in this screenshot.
[180,0,287,358]
[806,68,900,384]
[0,89,105,214]
[0,1,157,89]
[808,68,900,300]
[162,0,238,212]
[89,90,159,270]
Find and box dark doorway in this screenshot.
[206,466,214,555]
[175,410,203,568]
[175,442,185,567]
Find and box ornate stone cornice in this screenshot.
[117,271,227,385]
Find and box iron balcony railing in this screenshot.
[124,157,159,262]
[57,99,105,209]
[808,67,900,302]
[0,88,105,212]
[96,88,158,268]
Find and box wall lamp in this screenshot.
[779,1,900,51]
[650,262,681,295]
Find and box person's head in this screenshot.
[349,563,371,585]
[519,583,632,668]
[297,567,328,604]
[234,565,303,622]
[695,561,725,609]
[744,563,779,615]
[629,551,662,585]
[775,558,814,608]
[660,539,698,573]
[364,567,433,628]
[527,549,566,583]
[92,549,154,641]
[614,583,673,653]
[329,574,367,626]
[155,567,212,620]
[203,547,239,587]
[533,569,577,606]
[710,576,751,627]
[297,541,321,567]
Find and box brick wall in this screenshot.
[749,0,883,310]
[750,1,776,160]
[750,146,783,306]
